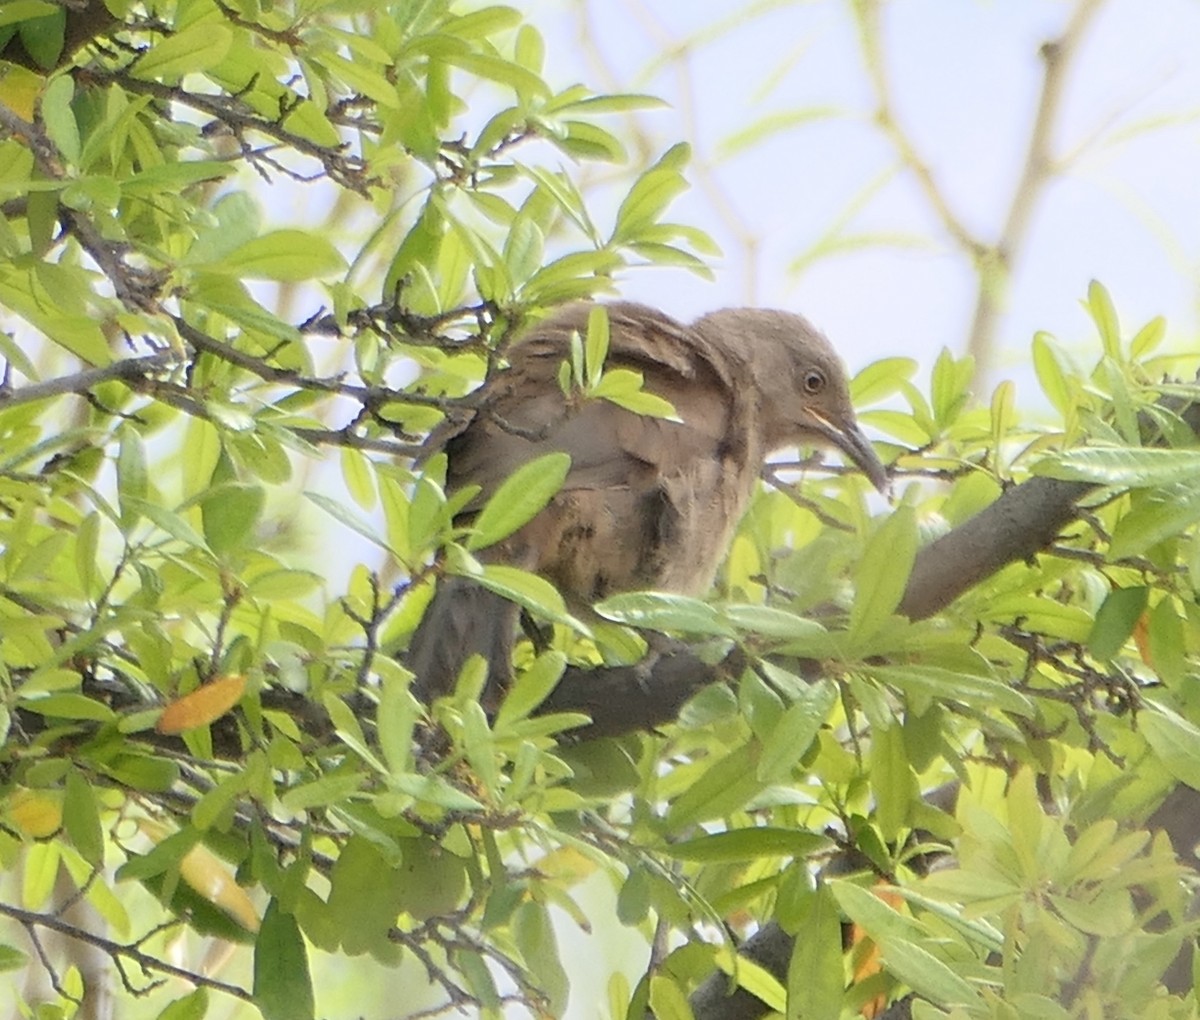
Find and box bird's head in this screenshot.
[694,308,889,492]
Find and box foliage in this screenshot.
[0,4,1199,1020]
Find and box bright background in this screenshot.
[522,0,1200,396]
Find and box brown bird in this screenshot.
[407,301,887,704]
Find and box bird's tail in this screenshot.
[406,577,518,705]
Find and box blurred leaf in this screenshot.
[1141,704,1200,791]
[869,664,1035,717]
[467,452,571,551]
[596,591,733,637]
[495,651,567,729]
[200,484,265,555]
[717,105,839,158]
[254,900,314,1020]
[473,563,583,630]
[1033,447,1200,486]
[851,357,919,405]
[131,24,233,81]
[1109,484,1200,560]
[155,990,208,1020]
[665,827,829,863]
[787,883,843,1020]
[211,230,346,281]
[63,769,103,867]
[849,505,917,644]
[1087,586,1148,661]
[1085,279,1121,358]
[613,143,690,241]
[757,680,837,782]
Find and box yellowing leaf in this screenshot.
[178,842,260,932]
[0,63,43,121]
[157,674,247,734]
[5,787,63,838]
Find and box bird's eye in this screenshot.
[802,369,826,394]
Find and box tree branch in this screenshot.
[0,901,253,1002]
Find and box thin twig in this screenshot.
[0,902,253,1002]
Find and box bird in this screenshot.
[406,300,887,705]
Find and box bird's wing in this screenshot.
[444,301,747,506]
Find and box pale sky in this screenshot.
[527,0,1200,394]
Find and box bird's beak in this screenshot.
[806,410,889,493]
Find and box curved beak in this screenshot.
[807,410,889,493]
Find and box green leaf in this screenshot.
[930,348,973,427]
[502,215,544,283]
[591,368,681,421]
[830,879,925,946]
[40,75,79,164]
[377,665,418,775]
[1085,279,1121,358]
[757,680,837,782]
[212,231,347,281]
[125,498,208,549]
[495,651,567,729]
[154,989,208,1020]
[850,357,919,406]
[1147,597,1186,689]
[558,92,668,114]
[74,510,99,595]
[871,722,915,841]
[0,329,39,379]
[0,3,58,30]
[849,505,917,644]
[514,24,544,72]
[613,144,691,241]
[131,24,233,82]
[513,900,568,1015]
[1032,447,1200,487]
[200,484,265,556]
[305,490,390,553]
[584,304,610,390]
[1130,315,1167,359]
[16,8,63,68]
[63,769,104,867]
[665,743,764,830]
[665,827,830,863]
[1140,704,1200,791]
[1087,586,1148,660]
[442,51,550,102]
[595,591,734,637]
[43,315,112,366]
[1031,332,1073,416]
[254,900,315,1020]
[472,563,584,631]
[648,975,693,1020]
[389,772,483,812]
[717,105,838,159]
[1109,484,1200,560]
[723,604,831,643]
[868,664,1035,717]
[467,452,571,551]
[0,944,29,973]
[122,161,235,195]
[442,6,524,39]
[878,937,979,1008]
[18,693,115,722]
[787,883,843,1020]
